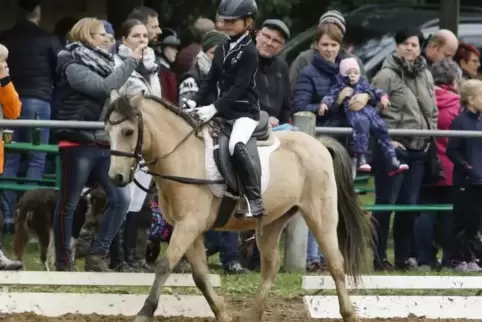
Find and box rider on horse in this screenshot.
[184,0,266,218]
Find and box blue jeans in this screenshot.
[307,231,325,264]
[371,146,427,267]
[414,186,452,267]
[53,146,130,270]
[0,98,51,227]
[204,230,240,266]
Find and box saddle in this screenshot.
[211,111,271,227]
[212,111,270,194]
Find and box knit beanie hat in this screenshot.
[319,10,346,35]
[102,20,114,36]
[202,30,229,52]
[339,57,360,76]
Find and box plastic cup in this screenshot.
[3,130,13,144]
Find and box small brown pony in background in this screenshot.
[13,186,105,270]
[104,92,374,322]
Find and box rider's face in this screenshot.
[122,24,149,51]
[222,18,248,37]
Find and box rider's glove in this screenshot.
[194,104,217,122]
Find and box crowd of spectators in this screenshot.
[0,0,481,273]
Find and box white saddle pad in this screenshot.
[203,128,280,198]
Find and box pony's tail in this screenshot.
[318,136,374,285]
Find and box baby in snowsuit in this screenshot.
[321,57,409,175]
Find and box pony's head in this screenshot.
[105,90,145,186]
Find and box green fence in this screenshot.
[354,175,452,212]
[0,143,60,192]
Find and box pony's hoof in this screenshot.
[133,315,153,322]
[217,316,233,322]
[344,315,360,322]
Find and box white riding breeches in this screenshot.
[228,117,259,155]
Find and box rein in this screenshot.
[107,108,225,193]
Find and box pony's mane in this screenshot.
[106,94,199,129]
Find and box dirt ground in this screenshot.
[0,297,480,322]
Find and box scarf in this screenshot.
[393,53,426,78]
[118,44,159,74]
[196,51,212,76]
[67,42,114,77]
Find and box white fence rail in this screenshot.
[0,271,221,318]
[303,275,482,319]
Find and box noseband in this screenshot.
[106,110,224,193]
[108,111,145,165]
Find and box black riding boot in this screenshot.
[231,142,266,217]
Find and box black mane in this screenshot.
[105,94,199,129]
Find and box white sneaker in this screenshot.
[0,250,24,271]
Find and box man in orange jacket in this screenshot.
[0,43,24,270]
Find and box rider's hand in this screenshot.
[269,116,279,127]
[195,104,217,122]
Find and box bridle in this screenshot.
[107,109,225,193]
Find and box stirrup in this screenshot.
[243,195,255,218]
[242,196,266,218]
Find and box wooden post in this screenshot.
[283,112,316,272]
[439,0,459,36]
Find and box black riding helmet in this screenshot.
[217,0,258,20]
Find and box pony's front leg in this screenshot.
[134,221,203,322]
[185,235,231,322]
[249,214,291,321]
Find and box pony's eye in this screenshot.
[124,129,134,137]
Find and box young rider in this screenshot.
[184,0,265,218]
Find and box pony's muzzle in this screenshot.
[109,171,129,187]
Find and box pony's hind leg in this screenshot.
[134,220,204,322]
[185,235,230,322]
[304,207,358,321]
[249,212,293,322]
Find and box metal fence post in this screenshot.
[283,112,316,272]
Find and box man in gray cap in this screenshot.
[240,19,293,271]
[255,19,292,128]
[289,10,364,91]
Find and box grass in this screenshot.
[2,233,481,299]
[2,178,479,299]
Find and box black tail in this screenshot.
[318,136,374,284]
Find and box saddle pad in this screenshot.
[203,128,280,198]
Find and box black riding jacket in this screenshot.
[192,33,260,121]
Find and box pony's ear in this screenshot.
[110,89,121,102]
[129,92,144,111]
